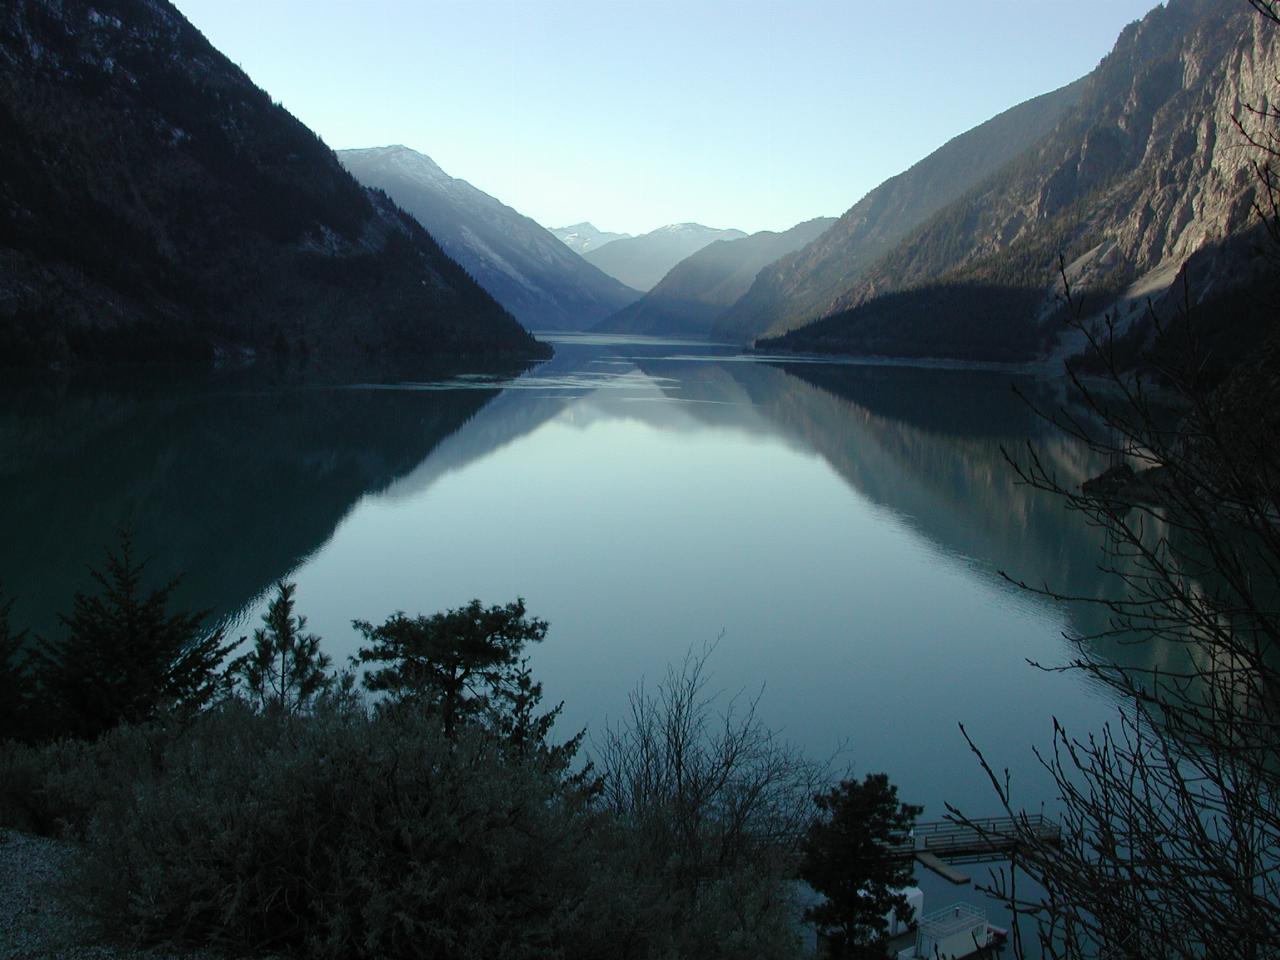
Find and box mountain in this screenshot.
[550,222,631,255]
[714,81,1088,345]
[0,0,545,366]
[582,223,748,292]
[594,217,836,337]
[761,0,1280,365]
[339,147,640,331]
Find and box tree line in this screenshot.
[0,537,919,960]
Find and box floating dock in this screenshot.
[913,851,971,885]
[889,814,1061,885]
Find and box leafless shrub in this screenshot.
[592,641,829,959]
[949,7,1280,950]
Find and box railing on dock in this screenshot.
[918,901,986,939]
[886,813,1062,882]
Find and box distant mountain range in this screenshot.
[5,0,1273,371]
[550,223,631,255]
[581,223,748,292]
[755,0,1279,366]
[340,147,640,331]
[0,0,544,366]
[595,218,836,337]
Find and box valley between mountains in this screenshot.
[3,4,1280,959]
[3,0,1276,375]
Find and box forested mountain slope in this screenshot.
[0,0,545,365]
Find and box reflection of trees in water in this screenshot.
[712,358,1280,953]
[1087,505,1280,738]
[0,369,501,640]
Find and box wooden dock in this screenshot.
[913,851,971,885]
[888,814,1061,884]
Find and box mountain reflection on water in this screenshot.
[0,367,501,641]
[2,337,1130,823]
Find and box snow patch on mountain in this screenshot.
[550,223,632,255]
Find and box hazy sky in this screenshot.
[173,0,1161,235]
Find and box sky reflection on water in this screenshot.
[0,336,1127,936]
[0,336,1133,947]
[228,338,1118,822]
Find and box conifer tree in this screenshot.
[0,588,30,741]
[492,656,586,774]
[30,533,234,740]
[231,581,333,716]
[799,773,921,959]
[353,598,552,741]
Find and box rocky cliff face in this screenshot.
[340,146,639,331]
[714,78,1088,344]
[0,0,546,365]
[764,0,1280,363]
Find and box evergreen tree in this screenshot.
[493,656,586,776]
[353,597,551,740]
[0,588,30,741]
[29,533,234,740]
[799,773,922,958]
[231,581,333,716]
[494,657,558,751]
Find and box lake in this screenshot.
[1,333,1132,939]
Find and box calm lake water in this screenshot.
[2,333,1137,937]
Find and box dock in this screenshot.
[913,851,971,885]
[889,814,1061,884]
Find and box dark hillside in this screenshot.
[0,0,546,365]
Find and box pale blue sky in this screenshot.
[173,0,1162,235]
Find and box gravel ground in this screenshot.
[0,830,220,960]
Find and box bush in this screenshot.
[57,699,593,958]
[591,644,825,960]
[0,737,97,836]
[1,690,817,960]
[2,583,843,960]
[0,722,171,837]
